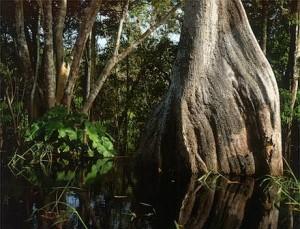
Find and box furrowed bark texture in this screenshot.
[137,0,282,177]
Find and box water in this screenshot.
[1,160,300,229]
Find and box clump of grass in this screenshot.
[261,159,300,212]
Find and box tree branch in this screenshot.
[62,0,102,109]
[82,2,181,113]
[114,0,130,57]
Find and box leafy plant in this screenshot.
[9,106,115,186]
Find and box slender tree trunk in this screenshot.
[30,6,41,119]
[137,0,283,177]
[121,56,130,156]
[260,0,268,55]
[283,0,300,163]
[53,0,67,73]
[62,0,102,109]
[91,26,96,87]
[89,26,96,119]
[42,0,56,109]
[14,0,34,113]
[84,34,92,101]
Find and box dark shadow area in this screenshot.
[2,162,300,229]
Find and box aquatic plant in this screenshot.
[8,106,115,185]
[261,159,300,212]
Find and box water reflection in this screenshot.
[177,177,279,229]
[2,165,300,228]
[136,175,282,229]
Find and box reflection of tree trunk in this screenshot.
[81,190,100,229]
[178,177,279,229]
[137,0,282,177]
[178,176,216,228]
[179,178,254,229]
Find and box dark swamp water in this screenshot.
[1,159,300,229]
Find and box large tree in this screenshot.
[137,0,283,177]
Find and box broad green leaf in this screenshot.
[44,119,64,140]
[58,128,77,141]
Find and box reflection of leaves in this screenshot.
[56,171,75,182]
[84,159,113,184]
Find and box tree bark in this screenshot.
[84,33,92,101]
[283,0,300,162]
[42,0,56,109]
[62,0,102,109]
[30,5,41,119]
[14,0,34,112]
[53,0,67,73]
[137,0,283,177]
[260,0,268,55]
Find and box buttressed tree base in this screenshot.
[138,0,283,177]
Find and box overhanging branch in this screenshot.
[82,2,181,113]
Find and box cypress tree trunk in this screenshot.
[137,0,282,177]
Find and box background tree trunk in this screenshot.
[62,0,102,109]
[14,0,34,114]
[283,0,300,165]
[260,0,268,55]
[53,0,67,74]
[42,0,56,109]
[137,0,283,177]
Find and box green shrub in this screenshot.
[9,106,114,185]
